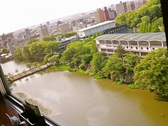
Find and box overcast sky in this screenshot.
[0,0,127,34]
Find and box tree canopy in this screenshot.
[134,48,168,96]
[14,40,60,62]
[115,0,164,32]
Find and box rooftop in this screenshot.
[78,20,115,32]
[95,32,166,42]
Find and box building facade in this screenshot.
[103,7,110,21]
[116,1,128,15]
[39,24,49,39]
[108,8,117,20]
[25,28,31,39]
[77,20,116,38]
[0,33,14,42]
[93,10,101,24]
[59,23,71,33]
[95,32,166,57]
[127,1,135,11]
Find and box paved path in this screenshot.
[8,64,50,83]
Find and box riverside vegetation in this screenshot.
[12,0,168,97]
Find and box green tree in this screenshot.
[116,45,125,59]
[91,52,107,73]
[26,62,32,69]
[60,42,82,67]
[2,48,9,53]
[115,0,162,31]
[141,16,150,23]
[14,47,23,61]
[43,53,53,64]
[48,54,59,64]
[134,48,168,96]
[22,45,32,61]
[43,35,56,41]
[28,38,38,44]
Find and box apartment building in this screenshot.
[59,23,71,33]
[25,28,31,39]
[116,1,127,15]
[127,1,135,11]
[39,24,49,39]
[108,8,117,20]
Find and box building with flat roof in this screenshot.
[25,28,31,39]
[77,20,116,38]
[95,32,166,57]
[127,1,135,11]
[93,11,101,24]
[116,1,127,15]
[59,23,71,33]
[39,24,49,39]
[108,8,117,20]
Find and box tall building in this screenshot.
[25,28,31,39]
[98,8,106,22]
[111,4,116,11]
[59,23,71,33]
[39,24,49,39]
[46,21,50,25]
[116,1,127,15]
[108,8,117,20]
[127,1,135,11]
[93,10,101,24]
[94,8,109,24]
[0,33,14,42]
[103,7,110,21]
[135,0,147,9]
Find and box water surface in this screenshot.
[1,61,168,126]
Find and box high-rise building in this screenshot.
[25,28,31,39]
[103,7,110,21]
[135,0,147,9]
[59,23,71,33]
[39,24,49,39]
[94,8,107,24]
[98,8,106,22]
[93,10,101,24]
[111,4,116,11]
[116,1,127,15]
[127,1,135,11]
[46,21,50,25]
[108,8,117,20]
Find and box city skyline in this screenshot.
[0,0,130,34]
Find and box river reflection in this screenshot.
[1,61,168,126]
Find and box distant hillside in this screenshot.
[115,0,164,33]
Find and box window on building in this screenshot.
[105,40,111,44]
[120,41,128,45]
[150,41,162,46]
[129,41,138,45]
[113,40,119,44]
[99,40,105,44]
[139,41,148,46]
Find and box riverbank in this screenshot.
[48,65,167,99]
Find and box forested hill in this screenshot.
[115,0,164,33]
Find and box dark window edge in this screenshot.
[4,94,61,126]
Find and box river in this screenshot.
[1,61,168,126]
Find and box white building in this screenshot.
[77,20,115,38]
[95,32,166,57]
